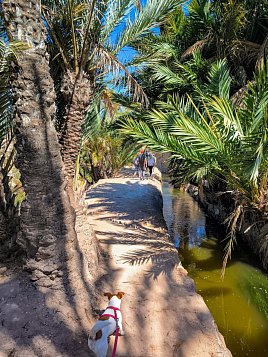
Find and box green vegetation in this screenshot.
[117,0,268,270]
[0,39,26,220]
[41,0,185,180]
[121,59,268,209]
[80,94,139,183]
[0,0,267,269]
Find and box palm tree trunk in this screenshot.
[2,1,77,279]
[60,71,93,177]
[59,71,93,203]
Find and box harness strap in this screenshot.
[100,314,116,319]
[107,306,120,312]
[99,306,120,320]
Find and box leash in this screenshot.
[111,308,119,357]
[100,306,120,357]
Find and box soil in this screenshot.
[0,170,231,357]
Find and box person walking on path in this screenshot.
[147,153,156,176]
[133,155,140,177]
[138,150,147,180]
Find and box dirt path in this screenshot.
[85,176,231,357]
[0,173,231,357]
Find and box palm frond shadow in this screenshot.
[120,248,179,279]
[97,231,170,246]
[97,228,180,279]
[95,216,167,236]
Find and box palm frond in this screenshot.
[97,44,149,106]
[202,59,231,99]
[100,0,135,43]
[209,96,243,138]
[181,39,206,59]
[0,40,24,144]
[151,64,185,86]
[114,0,185,53]
[236,60,268,188]
[221,204,242,278]
[143,42,178,64]
[120,116,175,152]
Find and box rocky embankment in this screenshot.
[187,184,268,271]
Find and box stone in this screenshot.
[35,276,53,288]
[0,267,7,275]
[39,235,56,247]
[30,269,47,281]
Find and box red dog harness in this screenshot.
[100,306,120,357]
[100,306,120,320]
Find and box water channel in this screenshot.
[162,180,268,357]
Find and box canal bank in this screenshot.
[162,180,268,356]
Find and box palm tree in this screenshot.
[81,90,138,182]
[41,0,186,190]
[133,0,268,106]
[120,59,268,271]
[180,0,268,83]
[1,1,77,275]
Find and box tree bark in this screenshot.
[60,71,93,179]
[2,1,77,279]
[58,71,93,206]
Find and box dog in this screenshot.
[88,292,125,357]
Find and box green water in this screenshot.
[162,181,268,356]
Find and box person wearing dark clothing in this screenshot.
[147,153,156,176]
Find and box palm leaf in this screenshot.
[97,45,149,106]
[201,59,231,99]
[0,40,24,144]
[100,0,135,43]
[114,0,185,53]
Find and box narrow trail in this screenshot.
[85,176,231,357]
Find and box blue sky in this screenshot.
[109,0,147,63]
[109,0,190,64]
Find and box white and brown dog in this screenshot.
[88,292,125,357]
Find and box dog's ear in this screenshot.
[104,292,113,300]
[116,292,125,299]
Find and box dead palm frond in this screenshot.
[255,34,268,69]
[181,39,207,59]
[221,203,243,278]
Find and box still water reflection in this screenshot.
[162,180,268,357]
